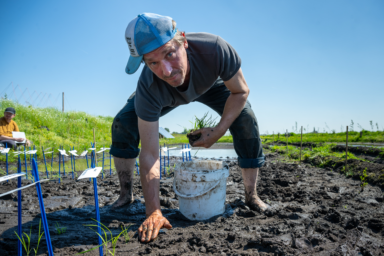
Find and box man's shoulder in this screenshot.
[0,117,6,124]
[186,32,220,54]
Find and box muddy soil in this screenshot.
[1,154,384,255]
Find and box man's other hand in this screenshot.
[190,127,225,148]
[15,138,24,142]
[138,210,172,242]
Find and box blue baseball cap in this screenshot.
[125,13,177,74]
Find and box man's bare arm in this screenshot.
[192,68,249,147]
[0,135,24,142]
[137,117,172,242]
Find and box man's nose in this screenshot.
[160,60,172,77]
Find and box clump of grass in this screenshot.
[189,112,218,132]
[14,219,44,256]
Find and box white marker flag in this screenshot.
[77,167,103,180]
[69,150,78,156]
[96,148,107,154]
[80,151,88,157]
[0,173,26,182]
[180,148,191,153]
[26,150,37,155]
[0,179,49,198]
[0,148,10,154]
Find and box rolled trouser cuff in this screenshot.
[238,154,265,168]
[110,145,140,159]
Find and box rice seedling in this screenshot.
[77,219,128,256]
[14,219,44,256]
[54,222,67,235]
[121,225,132,243]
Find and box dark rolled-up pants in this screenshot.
[110,82,265,168]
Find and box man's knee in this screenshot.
[230,103,260,140]
[110,110,140,159]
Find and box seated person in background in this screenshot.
[0,107,31,149]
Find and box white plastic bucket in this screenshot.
[173,160,229,221]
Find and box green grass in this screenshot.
[262,130,384,144]
[1,99,113,163]
[268,143,362,167]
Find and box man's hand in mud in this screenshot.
[138,210,172,243]
[190,127,225,148]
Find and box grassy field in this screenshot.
[261,130,384,144]
[2,98,383,167]
[0,99,113,163]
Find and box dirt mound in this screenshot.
[0,155,383,255]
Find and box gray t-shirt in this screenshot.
[135,32,241,122]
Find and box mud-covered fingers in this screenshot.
[139,225,148,242]
[151,221,163,240]
[145,223,154,242]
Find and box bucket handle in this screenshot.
[173,173,224,198]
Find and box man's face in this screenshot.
[4,112,15,122]
[143,39,190,87]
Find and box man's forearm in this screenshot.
[216,92,248,134]
[0,135,15,141]
[139,153,161,216]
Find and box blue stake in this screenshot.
[182,144,184,162]
[167,145,170,168]
[163,143,166,175]
[24,145,28,179]
[135,159,139,175]
[29,146,32,169]
[50,147,54,169]
[42,146,49,179]
[159,145,162,180]
[109,145,112,176]
[73,146,76,179]
[62,148,66,177]
[31,159,54,256]
[70,147,73,174]
[58,149,61,184]
[90,149,103,256]
[33,145,37,162]
[85,147,89,168]
[17,155,22,256]
[188,144,192,161]
[102,146,105,179]
[5,143,8,182]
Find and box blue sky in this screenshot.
[1,0,383,134]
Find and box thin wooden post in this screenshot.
[345,126,349,172]
[273,132,274,145]
[300,126,303,162]
[93,128,97,167]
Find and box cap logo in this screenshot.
[126,37,138,56]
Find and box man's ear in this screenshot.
[183,39,188,49]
